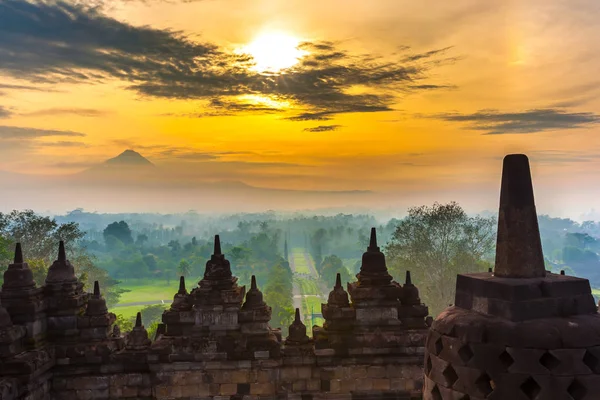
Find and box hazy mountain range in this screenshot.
[2,150,591,219]
[0,150,379,213]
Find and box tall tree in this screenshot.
[385,202,496,316]
[135,234,149,247]
[103,221,134,247]
[178,259,191,277]
[320,254,352,288]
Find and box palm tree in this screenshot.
[178,259,191,277]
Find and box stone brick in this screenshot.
[108,386,122,398]
[178,385,198,397]
[220,383,237,395]
[367,366,386,378]
[372,378,390,390]
[390,378,408,390]
[329,379,341,393]
[292,380,306,391]
[250,382,275,395]
[153,385,170,399]
[257,369,274,383]
[74,390,94,400]
[355,379,373,391]
[281,367,296,380]
[340,379,356,392]
[196,384,211,396]
[306,379,320,391]
[71,376,109,390]
[230,369,250,383]
[120,386,138,398]
[296,366,312,379]
[348,366,368,379]
[126,373,144,386]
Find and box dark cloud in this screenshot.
[0,106,12,118]
[285,104,393,122]
[304,125,342,132]
[430,108,600,134]
[0,125,86,139]
[25,108,110,117]
[0,0,218,82]
[172,97,285,118]
[401,47,454,62]
[492,150,600,164]
[36,140,87,147]
[0,83,57,92]
[408,84,455,90]
[0,0,453,121]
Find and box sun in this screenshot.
[240,32,307,73]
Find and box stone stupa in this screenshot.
[423,154,600,399]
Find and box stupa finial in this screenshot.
[494,154,545,278]
[14,243,23,264]
[368,227,378,251]
[58,240,66,261]
[214,235,222,255]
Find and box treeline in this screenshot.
[317,255,353,288]
[264,261,294,335]
[307,221,397,268]
[6,205,600,328]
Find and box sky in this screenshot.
[1,0,600,217]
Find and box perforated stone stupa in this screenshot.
[423,154,600,400]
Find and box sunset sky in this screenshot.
[1,0,600,217]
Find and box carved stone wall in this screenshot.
[49,359,424,400]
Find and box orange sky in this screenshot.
[1,0,600,217]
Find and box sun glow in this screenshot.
[240,32,307,73]
[238,94,293,109]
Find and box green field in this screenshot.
[290,248,311,274]
[295,277,322,295]
[117,280,180,304]
[302,295,324,316]
[110,305,147,319]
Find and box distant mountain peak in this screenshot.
[103,149,154,167]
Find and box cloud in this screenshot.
[171,97,286,118]
[0,125,86,161]
[51,161,97,169]
[430,108,600,134]
[0,125,86,139]
[0,0,217,82]
[0,83,58,92]
[25,108,110,117]
[36,140,87,147]
[304,125,342,132]
[0,0,454,121]
[285,104,393,121]
[0,106,12,118]
[493,150,600,165]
